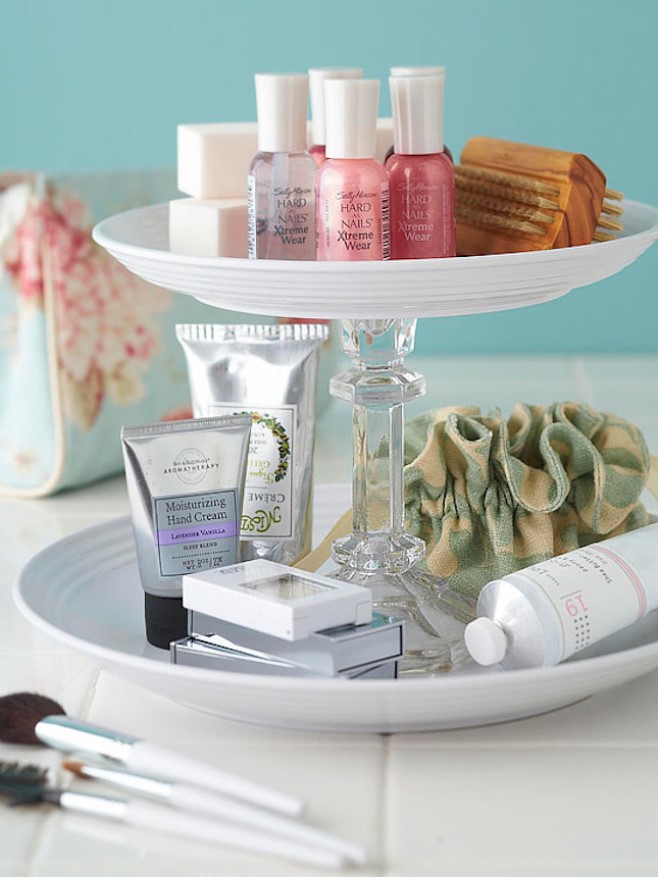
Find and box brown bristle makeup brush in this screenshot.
[455,136,624,254]
[0,692,65,745]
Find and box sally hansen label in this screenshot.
[516,545,648,660]
[154,489,239,576]
[248,172,316,260]
[318,183,390,260]
[210,404,296,541]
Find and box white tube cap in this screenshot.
[390,74,444,155]
[390,65,446,77]
[324,79,380,160]
[464,617,508,666]
[309,68,362,146]
[255,73,309,153]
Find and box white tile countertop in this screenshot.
[2,354,658,877]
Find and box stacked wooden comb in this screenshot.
[455,137,623,255]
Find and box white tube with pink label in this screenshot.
[464,523,658,669]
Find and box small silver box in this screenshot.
[188,611,404,676]
[171,634,399,679]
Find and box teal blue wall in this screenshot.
[2,0,657,354]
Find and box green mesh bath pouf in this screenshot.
[404,402,651,600]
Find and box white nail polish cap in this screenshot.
[390,65,446,77]
[309,68,363,146]
[324,79,380,160]
[390,74,444,155]
[255,73,309,153]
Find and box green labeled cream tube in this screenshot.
[176,323,328,565]
[121,415,251,648]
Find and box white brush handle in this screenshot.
[124,798,344,869]
[126,741,303,816]
[59,791,342,868]
[171,783,367,864]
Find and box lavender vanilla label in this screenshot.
[154,489,239,576]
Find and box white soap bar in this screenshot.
[375,117,394,164]
[177,122,257,199]
[169,198,248,258]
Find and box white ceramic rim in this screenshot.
[91,199,658,319]
[92,199,658,274]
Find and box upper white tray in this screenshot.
[92,200,658,319]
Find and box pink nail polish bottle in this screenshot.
[308,68,363,166]
[248,73,316,261]
[316,80,390,261]
[386,74,455,260]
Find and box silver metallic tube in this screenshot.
[121,415,251,647]
[176,323,328,564]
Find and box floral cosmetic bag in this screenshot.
[0,169,249,497]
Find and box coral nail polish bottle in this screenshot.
[385,74,455,259]
[316,79,390,261]
[308,68,362,166]
[248,73,316,261]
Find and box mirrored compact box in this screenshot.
[170,560,404,679]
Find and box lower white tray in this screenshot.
[14,486,658,733]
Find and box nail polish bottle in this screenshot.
[308,68,363,166]
[386,67,452,163]
[316,80,390,261]
[385,75,456,260]
[248,73,316,260]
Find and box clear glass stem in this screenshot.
[329,317,475,676]
[330,318,426,573]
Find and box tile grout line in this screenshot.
[382,739,658,750]
[380,733,392,875]
[24,667,101,877]
[77,665,101,722]
[25,811,63,877]
[569,356,596,405]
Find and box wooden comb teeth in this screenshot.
[455,137,624,255]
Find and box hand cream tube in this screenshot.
[465,523,658,669]
[176,324,328,565]
[121,415,251,649]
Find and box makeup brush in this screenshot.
[0,692,65,745]
[64,760,367,864]
[0,761,50,803]
[0,761,345,869]
[0,692,302,816]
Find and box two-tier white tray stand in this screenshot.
[11,197,652,730]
